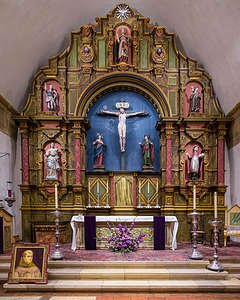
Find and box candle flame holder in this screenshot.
[206,219,224,272]
[50,209,64,260]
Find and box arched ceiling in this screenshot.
[0,0,239,114]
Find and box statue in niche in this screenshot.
[189,86,201,114]
[115,26,131,64]
[93,133,106,169]
[45,142,60,180]
[44,83,59,112]
[186,145,204,180]
[139,135,154,170]
[97,100,148,152]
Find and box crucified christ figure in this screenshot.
[97,106,148,152]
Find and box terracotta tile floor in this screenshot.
[1,291,240,300]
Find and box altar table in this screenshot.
[71,215,178,251]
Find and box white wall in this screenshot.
[229,143,240,207]
[228,143,240,242]
[225,141,231,209]
[0,131,22,239]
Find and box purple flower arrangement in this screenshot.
[102,222,145,253]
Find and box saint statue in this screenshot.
[189,86,201,114]
[14,250,41,279]
[45,142,60,180]
[139,135,154,168]
[44,83,59,112]
[93,133,105,169]
[186,145,204,180]
[115,26,131,63]
[97,100,148,152]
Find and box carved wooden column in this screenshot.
[107,24,114,66]
[19,121,30,185]
[217,124,227,185]
[166,123,174,185]
[73,122,82,185]
[132,24,138,67]
[71,118,89,184]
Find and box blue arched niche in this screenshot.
[86,91,160,172]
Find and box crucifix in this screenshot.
[97,99,148,169]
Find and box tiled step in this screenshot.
[0,256,10,263]
[3,278,240,292]
[48,260,209,269]
[223,263,240,273]
[47,267,227,280]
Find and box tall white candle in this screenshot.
[214,191,218,219]
[55,183,58,209]
[147,181,150,194]
[193,185,196,210]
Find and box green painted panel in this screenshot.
[169,77,176,85]
[169,40,176,68]
[230,213,240,225]
[98,40,106,68]
[140,40,148,69]
[69,38,78,67]
[141,183,155,198]
[169,91,176,115]
[69,89,78,114]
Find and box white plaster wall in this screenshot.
[228,143,240,242]
[0,131,22,239]
[0,0,240,113]
[225,141,231,209]
[229,143,240,207]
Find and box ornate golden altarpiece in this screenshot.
[16,4,229,243]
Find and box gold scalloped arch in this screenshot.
[74,72,172,117]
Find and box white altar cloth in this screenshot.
[71,215,178,251]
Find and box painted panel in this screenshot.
[98,40,106,68]
[86,91,160,172]
[140,40,148,69]
[69,38,78,67]
[169,91,176,115]
[168,40,176,69]
[230,213,240,226]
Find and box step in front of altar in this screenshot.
[3,258,240,292]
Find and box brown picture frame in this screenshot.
[8,243,49,284]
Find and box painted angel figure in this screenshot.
[98,105,148,152]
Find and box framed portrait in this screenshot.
[8,243,49,284]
